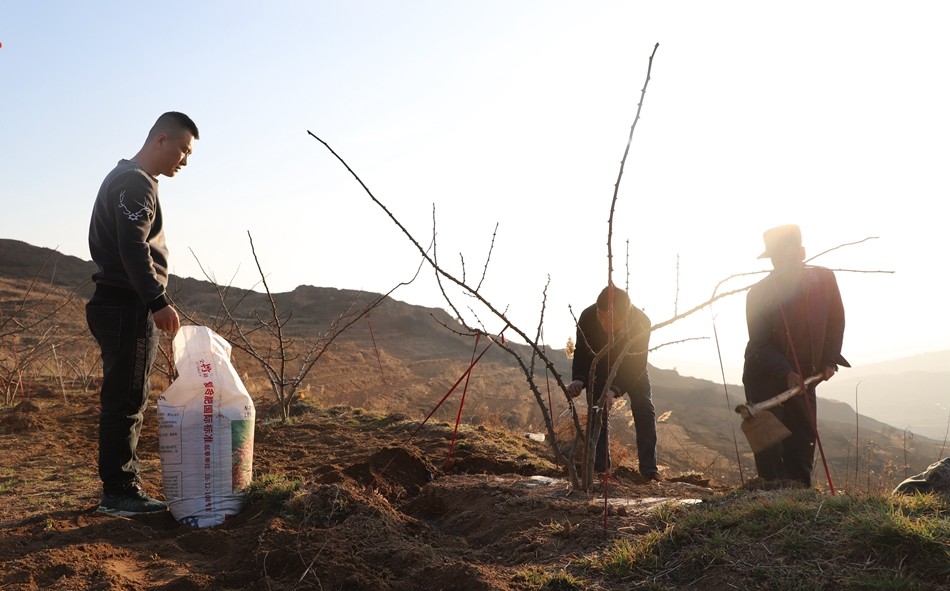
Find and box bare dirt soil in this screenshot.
[0,389,720,591]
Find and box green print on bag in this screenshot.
[231,419,254,492]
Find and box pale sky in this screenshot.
[2,1,948,385]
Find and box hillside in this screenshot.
[2,238,950,590]
[1,237,946,489]
[0,395,703,590]
[3,391,949,590]
[818,352,950,440]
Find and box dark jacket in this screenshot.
[742,265,848,403]
[88,159,169,311]
[572,303,651,398]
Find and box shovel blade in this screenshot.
[741,410,792,454]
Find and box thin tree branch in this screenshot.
[806,236,879,263]
[476,222,500,293]
[607,42,659,289]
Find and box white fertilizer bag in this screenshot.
[157,325,255,527]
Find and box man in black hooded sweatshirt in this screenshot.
[568,285,659,480]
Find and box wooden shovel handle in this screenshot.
[736,374,823,417]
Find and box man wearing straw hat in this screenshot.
[742,224,849,486]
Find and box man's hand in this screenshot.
[566,380,584,398]
[153,305,180,335]
[820,365,837,381]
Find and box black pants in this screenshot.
[594,387,658,475]
[86,285,159,494]
[752,387,817,486]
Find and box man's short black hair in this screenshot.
[149,111,199,140]
[596,285,630,314]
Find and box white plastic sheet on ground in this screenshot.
[157,325,255,527]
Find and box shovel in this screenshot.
[735,374,822,453]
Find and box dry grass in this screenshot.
[578,488,950,590]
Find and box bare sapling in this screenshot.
[57,342,101,394]
[306,43,758,490]
[310,37,898,492]
[0,252,82,405]
[183,231,425,422]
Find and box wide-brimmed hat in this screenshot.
[758,224,802,259]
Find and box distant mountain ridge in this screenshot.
[0,239,98,291]
[5,237,945,437]
[819,352,950,440]
[2,238,945,486]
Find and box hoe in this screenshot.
[735,374,822,453]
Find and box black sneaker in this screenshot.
[98,486,168,516]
